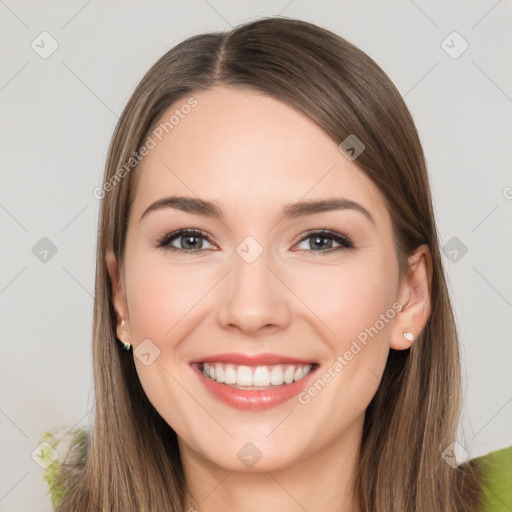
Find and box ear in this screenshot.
[390,244,432,350]
[106,250,132,345]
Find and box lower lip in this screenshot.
[190,363,318,411]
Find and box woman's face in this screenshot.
[109,86,424,473]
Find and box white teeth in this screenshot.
[270,366,284,385]
[253,366,270,387]
[237,366,253,386]
[201,362,314,387]
[215,365,225,383]
[284,365,295,384]
[224,364,237,384]
[294,366,304,381]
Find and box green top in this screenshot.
[476,444,512,512]
[40,429,511,511]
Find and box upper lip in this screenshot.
[190,353,317,366]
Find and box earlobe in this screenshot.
[105,250,133,344]
[390,244,432,350]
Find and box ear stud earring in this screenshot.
[118,319,132,351]
[403,331,414,343]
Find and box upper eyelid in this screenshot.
[296,229,350,241]
[158,229,215,247]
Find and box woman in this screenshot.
[44,16,510,512]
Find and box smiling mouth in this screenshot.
[193,361,319,389]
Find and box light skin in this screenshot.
[106,86,432,512]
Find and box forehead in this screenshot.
[131,86,390,227]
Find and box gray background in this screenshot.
[1,1,511,510]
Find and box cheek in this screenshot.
[291,260,398,421]
[125,256,215,346]
[287,252,399,413]
[289,256,398,347]
[123,252,215,430]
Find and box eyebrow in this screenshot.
[139,195,375,225]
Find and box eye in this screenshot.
[156,228,353,255]
[156,229,216,253]
[294,230,353,254]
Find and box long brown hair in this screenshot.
[55,16,482,511]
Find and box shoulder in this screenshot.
[472,444,512,512]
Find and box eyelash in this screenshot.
[156,229,353,255]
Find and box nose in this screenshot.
[216,247,292,336]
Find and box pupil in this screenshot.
[313,236,331,250]
[183,235,200,249]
